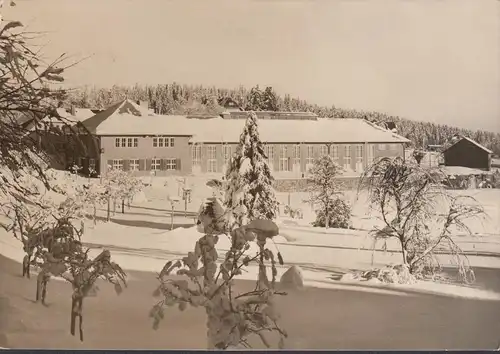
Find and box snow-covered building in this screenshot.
[443,136,493,172]
[59,99,410,177]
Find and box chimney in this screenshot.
[70,105,76,116]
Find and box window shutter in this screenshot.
[123,159,130,171]
[177,158,182,171]
[146,159,152,170]
[139,159,145,171]
[288,157,292,171]
[107,160,113,171]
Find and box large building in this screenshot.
[43,99,410,178]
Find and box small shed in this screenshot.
[443,136,492,171]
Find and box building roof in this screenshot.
[81,101,410,143]
[25,107,95,131]
[444,136,493,154]
[188,117,409,143]
[83,99,194,136]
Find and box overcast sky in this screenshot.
[5,0,500,132]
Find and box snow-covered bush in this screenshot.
[361,264,416,284]
[102,166,143,218]
[224,111,279,228]
[341,264,416,285]
[306,155,352,229]
[358,157,485,283]
[151,199,287,349]
[283,205,303,220]
[311,198,352,229]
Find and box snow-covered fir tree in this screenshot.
[224,111,278,228]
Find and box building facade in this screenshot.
[53,100,410,178]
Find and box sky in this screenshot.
[4,0,500,132]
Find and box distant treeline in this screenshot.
[64,83,500,155]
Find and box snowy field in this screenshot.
[1,173,500,301]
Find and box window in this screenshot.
[279,145,288,172]
[207,145,217,173]
[89,158,96,172]
[129,159,139,171]
[165,158,177,170]
[367,144,375,166]
[355,145,364,172]
[223,145,232,163]
[152,158,161,171]
[264,145,274,161]
[343,145,351,170]
[115,137,138,148]
[306,145,314,165]
[192,144,202,169]
[112,159,123,170]
[331,145,339,159]
[379,144,386,150]
[293,144,301,163]
[320,145,328,156]
[153,137,175,148]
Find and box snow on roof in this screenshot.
[81,99,193,136]
[188,117,410,144]
[86,102,410,143]
[445,136,493,154]
[440,166,492,176]
[26,107,95,131]
[97,113,194,136]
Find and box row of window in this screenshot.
[190,144,376,173]
[115,137,139,148]
[114,137,176,148]
[110,158,178,171]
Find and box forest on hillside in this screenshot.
[64,83,500,155]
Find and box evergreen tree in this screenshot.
[263,86,280,111]
[245,85,264,111]
[224,112,278,229]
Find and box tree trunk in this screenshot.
[70,296,84,341]
[23,255,30,278]
[400,242,409,266]
[107,197,111,222]
[36,272,48,304]
[113,199,116,216]
[171,206,174,230]
[93,205,97,225]
[122,199,125,214]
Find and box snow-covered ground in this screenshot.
[1,172,500,301]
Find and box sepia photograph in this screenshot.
[0,0,499,350]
